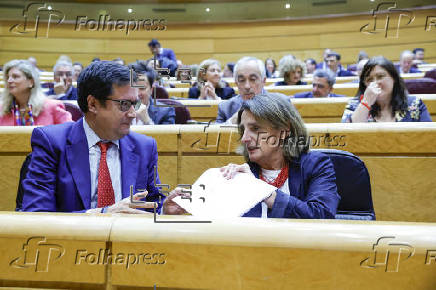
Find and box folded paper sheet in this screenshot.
[173,168,277,219]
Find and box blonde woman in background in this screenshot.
[188,59,235,100]
[0,59,71,126]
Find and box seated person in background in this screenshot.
[21,61,166,213]
[305,58,317,74]
[47,60,78,100]
[396,50,421,74]
[325,52,355,77]
[223,62,235,78]
[188,59,235,100]
[294,69,345,98]
[0,59,72,126]
[412,48,427,66]
[216,56,266,124]
[342,56,431,123]
[265,58,278,78]
[129,61,175,125]
[165,93,340,218]
[72,62,84,82]
[27,56,43,72]
[356,59,369,77]
[274,55,307,86]
[316,48,331,70]
[148,38,177,76]
[347,51,369,72]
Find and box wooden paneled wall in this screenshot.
[1,123,436,223]
[1,8,435,70]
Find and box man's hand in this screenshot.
[228,111,239,124]
[54,77,68,95]
[86,192,154,214]
[263,191,277,208]
[162,187,190,215]
[220,163,252,179]
[136,104,152,125]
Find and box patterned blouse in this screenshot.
[341,96,432,123]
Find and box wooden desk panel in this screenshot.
[0,213,111,289]
[109,216,436,290]
[1,213,435,289]
[180,95,436,123]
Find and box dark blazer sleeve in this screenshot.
[22,127,59,212]
[418,98,432,122]
[188,86,200,99]
[216,102,228,123]
[144,138,166,213]
[270,154,340,219]
[161,107,175,124]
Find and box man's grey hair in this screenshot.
[400,50,414,60]
[278,55,306,78]
[313,69,336,87]
[53,60,73,73]
[0,59,45,117]
[236,92,309,163]
[233,56,266,82]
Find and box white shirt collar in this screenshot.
[83,117,119,149]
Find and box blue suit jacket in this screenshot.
[148,101,175,124]
[294,92,345,98]
[337,70,355,77]
[22,118,165,212]
[156,48,177,76]
[215,95,244,123]
[395,64,421,74]
[243,151,340,219]
[47,86,78,101]
[216,92,290,123]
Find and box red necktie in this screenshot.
[97,142,115,208]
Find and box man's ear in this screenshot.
[87,95,97,113]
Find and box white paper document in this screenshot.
[172,168,277,219]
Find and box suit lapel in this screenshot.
[120,135,139,199]
[66,118,91,209]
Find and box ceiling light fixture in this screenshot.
[285,3,291,9]
[128,8,133,13]
[205,7,210,12]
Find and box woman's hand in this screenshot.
[220,163,252,179]
[162,187,190,215]
[199,81,220,100]
[362,81,381,106]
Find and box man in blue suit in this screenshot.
[216,57,266,124]
[396,50,422,74]
[46,61,78,100]
[294,69,345,98]
[148,39,177,76]
[325,52,355,77]
[22,61,166,213]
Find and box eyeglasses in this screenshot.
[55,71,72,77]
[106,98,141,112]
